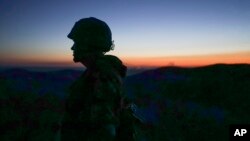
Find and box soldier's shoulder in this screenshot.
[96,56,124,82]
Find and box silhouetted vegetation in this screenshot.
[0,78,64,140]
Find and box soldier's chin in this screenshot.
[73,57,80,62]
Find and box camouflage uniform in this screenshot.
[61,17,139,141]
[61,55,131,141]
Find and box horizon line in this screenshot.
[1,51,249,68]
[1,62,249,69]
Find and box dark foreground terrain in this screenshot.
[0,64,249,140]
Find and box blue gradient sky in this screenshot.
[0,0,250,67]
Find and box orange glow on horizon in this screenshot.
[121,52,250,67]
[1,52,250,68]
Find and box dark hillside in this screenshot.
[0,64,249,140]
[124,64,250,140]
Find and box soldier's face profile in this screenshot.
[71,39,88,62]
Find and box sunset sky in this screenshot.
[0,0,250,68]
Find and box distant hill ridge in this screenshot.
[1,63,249,125]
[1,63,249,81]
[127,63,250,80]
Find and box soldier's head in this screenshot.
[68,17,113,63]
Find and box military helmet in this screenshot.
[68,17,113,52]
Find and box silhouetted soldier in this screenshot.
[61,17,136,141]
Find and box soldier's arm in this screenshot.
[93,70,122,103]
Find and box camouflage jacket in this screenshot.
[64,55,127,126]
